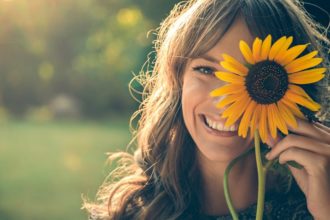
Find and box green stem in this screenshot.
[264,159,275,171]
[255,130,266,220]
[224,147,254,220]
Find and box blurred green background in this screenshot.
[0,0,179,219]
[0,0,328,220]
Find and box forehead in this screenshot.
[206,18,254,62]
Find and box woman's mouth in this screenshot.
[201,114,238,137]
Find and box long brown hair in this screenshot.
[83,0,329,219]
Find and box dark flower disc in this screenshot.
[245,60,289,104]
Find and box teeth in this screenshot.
[216,123,223,131]
[205,116,237,132]
[206,118,211,126]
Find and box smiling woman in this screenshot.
[182,18,256,162]
[84,0,330,219]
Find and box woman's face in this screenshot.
[182,18,255,162]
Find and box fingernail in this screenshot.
[265,153,270,159]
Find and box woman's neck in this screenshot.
[198,152,258,216]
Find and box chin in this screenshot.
[195,139,253,162]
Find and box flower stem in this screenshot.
[224,147,254,220]
[255,130,266,220]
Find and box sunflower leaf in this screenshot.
[287,160,303,169]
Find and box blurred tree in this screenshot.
[135,0,180,23]
[1,0,324,118]
[0,0,179,118]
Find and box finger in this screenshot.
[288,118,330,143]
[314,122,330,133]
[312,122,330,144]
[287,165,308,193]
[278,147,329,175]
[284,149,330,214]
[266,134,330,160]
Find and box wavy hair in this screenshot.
[83,0,329,219]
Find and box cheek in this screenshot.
[181,76,210,132]
[181,87,194,131]
[181,75,217,110]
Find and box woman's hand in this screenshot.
[265,118,330,220]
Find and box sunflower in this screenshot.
[210,35,325,143]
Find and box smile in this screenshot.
[201,114,239,137]
[204,115,238,132]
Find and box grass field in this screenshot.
[0,118,131,220]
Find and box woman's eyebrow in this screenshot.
[194,54,220,64]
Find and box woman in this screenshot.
[84,0,330,219]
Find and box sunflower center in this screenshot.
[245,60,288,104]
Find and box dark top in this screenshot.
[88,173,312,220]
[201,174,312,220]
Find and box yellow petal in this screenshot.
[289,67,326,78]
[281,44,309,66]
[268,36,287,60]
[222,95,250,127]
[285,50,318,69]
[285,58,323,73]
[225,99,251,127]
[274,36,293,63]
[289,73,325,84]
[285,89,321,111]
[210,84,245,97]
[281,97,305,119]
[216,93,243,108]
[220,61,247,76]
[278,100,298,129]
[222,94,249,118]
[252,37,262,62]
[239,40,255,64]
[259,105,269,143]
[238,100,257,138]
[249,105,261,139]
[288,84,314,101]
[260,35,272,60]
[273,104,289,135]
[267,104,277,139]
[222,54,249,76]
[215,72,245,84]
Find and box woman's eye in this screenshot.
[192,66,215,76]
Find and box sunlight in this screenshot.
[116,7,143,27]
